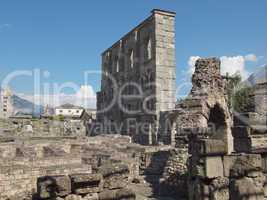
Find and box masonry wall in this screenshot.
[0,139,91,198]
[0,118,87,137]
[97,9,176,145]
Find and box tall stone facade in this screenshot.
[97,9,176,145]
[0,87,13,119]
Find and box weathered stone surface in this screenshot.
[210,177,229,200]
[98,163,129,190]
[232,124,267,153]
[70,173,103,194]
[37,175,71,199]
[96,9,176,145]
[83,193,99,200]
[189,139,227,156]
[189,155,224,178]
[43,146,66,157]
[230,177,264,200]
[223,154,262,177]
[188,177,229,200]
[65,194,83,200]
[205,156,224,178]
[98,188,135,200]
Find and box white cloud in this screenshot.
[17,85,96,109]
[187,54,258,80]
[187,56,200,74]
[220,56,249,79]
[244,54,257,62]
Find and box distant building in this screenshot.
[55,103,85,118]
[0,87,14,119]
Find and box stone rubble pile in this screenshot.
[36,162,135,200]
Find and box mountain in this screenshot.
[0,89,44,117]
[11,94,44,116]
[246,65,267,86]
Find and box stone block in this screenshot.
[230,177,264,200]
[189,139,227,156]
[83,193,99,200]
[98,163,129,190]
[204,156,224,178]
[250,136,267,153]
[43,146,66,157]
[210,177,229,200]
[65,194,83,200]
[70,173,103,195]
[98,188,135,200]
[37,175,71,199]
[223,154,262,177]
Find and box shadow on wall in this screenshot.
[208,103,227,139]
[35,176,61,200]
[142,151,171,198]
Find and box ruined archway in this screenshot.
[207,103,228,139]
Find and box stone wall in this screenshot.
[0,138,91,198]
[0,135,175,199]
[188,136,265,200]
[0,118,87,137]
[97,9,176,145]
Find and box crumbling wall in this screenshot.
[0,139,91,198]
[0,118,87,137]
[188,136,265,200]
[0,135,175,199]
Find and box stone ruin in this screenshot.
[0,9,267,200]
[0,134,179,200]
[157,57,267,200]
[0,117,87,137]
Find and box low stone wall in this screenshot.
[0,135,177,199]
[0,139,91,198]
[0,118,87,137]
[188,137,266,200]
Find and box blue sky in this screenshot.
[0,0,267,106]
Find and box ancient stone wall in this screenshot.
[97,9,176,145]
[0,135,175,199]
[0,118,87,137]
[188,136,265,200]
[0,138,91,198]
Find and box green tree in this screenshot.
[224,73,242,110]
[232,86,254,113]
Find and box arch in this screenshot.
[207,103,227,138]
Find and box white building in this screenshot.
[55,103,85,118]
[0,87,14,119]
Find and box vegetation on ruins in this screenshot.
[224,73,242,110]
[225,73,254,113]
[232,86,254,113]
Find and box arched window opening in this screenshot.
[129,49,134,68]
[208,104,227,138]
[145,37,152,60]
[115,57,119,72]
